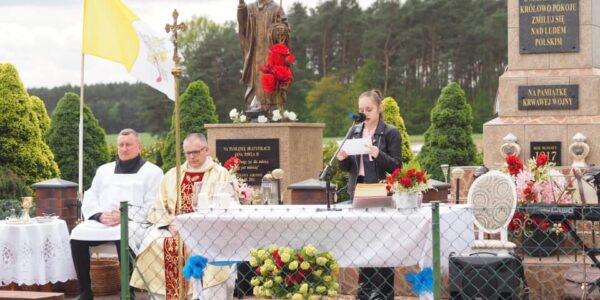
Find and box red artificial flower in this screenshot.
[270,43,290,56]
[224,156,241,171]
[540,221,550,230]
[284,53,295,65]
[261,74,277,94]
[272,65,292,83]
[268,53,286,66]
[386,185,391,192]
[259,64,271,74]
[392,168,401,178]
[506,155,524,177]
[536,153,549,168]
[271,249,284,268]
[399,176,413,188]
[285,274,295,286]
[407,169,416,177]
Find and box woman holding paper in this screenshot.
[336,89,401,300]
[337,89,402,198]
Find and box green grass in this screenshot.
[105,132,157,146]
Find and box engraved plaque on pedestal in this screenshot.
[216,139,279,186]
[530,141,562,165]
[518,85,578,110]
[519,0,579,54]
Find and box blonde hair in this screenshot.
[359,89,383,105]
[359,89,384,117]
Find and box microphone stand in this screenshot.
[318,120,358,211]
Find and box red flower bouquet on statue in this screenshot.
[259,43,295,111]
[224,156,254,204]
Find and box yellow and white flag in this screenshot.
[82,0,175,100]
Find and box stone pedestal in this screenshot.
[206,123,324,203]
[31,178,78,231]
[483,0,600,167]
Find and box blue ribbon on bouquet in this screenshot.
[183,255,243,280]
[405,267,433,296]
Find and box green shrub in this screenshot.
[30,95,51,134]
[45,92,109,190]
[382,96,413,165]
[142,137,164,168]
[417,82,478,180]
[0,63,59,184]
[0,166,32,199]
[162,80,219,171]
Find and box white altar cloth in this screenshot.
[0,219,76,285]
[176,204,473,269]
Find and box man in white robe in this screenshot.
[70,128,163,300]
[131,133,233,300]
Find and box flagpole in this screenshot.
[166,10,187,300]
[78,53,85,220]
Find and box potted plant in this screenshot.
[385,166,430,209]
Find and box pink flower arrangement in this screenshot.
[224,155,255,204]
[504,153,575,237]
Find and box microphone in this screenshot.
[348,112,366,123]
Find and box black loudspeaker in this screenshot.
[449,253,526,300]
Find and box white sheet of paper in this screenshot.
[338,138,370,155]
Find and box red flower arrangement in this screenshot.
[259,43,295,111]
[504,153,574,238]
[385,167,430,194]
[224,156,242,174]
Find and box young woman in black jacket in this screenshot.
[337,89,402,300]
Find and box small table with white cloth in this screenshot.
[0,218,77,285]
[176,204,474,269]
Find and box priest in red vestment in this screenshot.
[131,133,231,299]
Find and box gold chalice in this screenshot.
[20,196,32,223]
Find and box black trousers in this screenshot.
[358,267,395,300]
[70,239,135,294]
[234,261,256,298]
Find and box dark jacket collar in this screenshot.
[353,119,387,136]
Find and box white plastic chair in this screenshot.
[467,170,517,256]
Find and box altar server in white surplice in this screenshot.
[70,128,163,300]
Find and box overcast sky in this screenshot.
[0,0,375,89]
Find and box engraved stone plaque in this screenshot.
[530,141,561,165]
[519,0,579,54]
[518,85,578,110]
[216,139,279,185]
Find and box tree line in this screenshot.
[30,0,507,137]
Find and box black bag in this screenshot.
[449,252,528,300]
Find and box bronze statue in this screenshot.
[238,0,290,113]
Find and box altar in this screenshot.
[0,219,76,285]
[175,204,474,269]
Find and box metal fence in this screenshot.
[114,201,600,300]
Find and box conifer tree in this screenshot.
[0,63,59,184]
[30,96,51,134]
[417,82,478,180]
[162,80,219,171]
[382,97,413,165]
[45,92,109,190]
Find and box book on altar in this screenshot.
[352,183,393,208]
